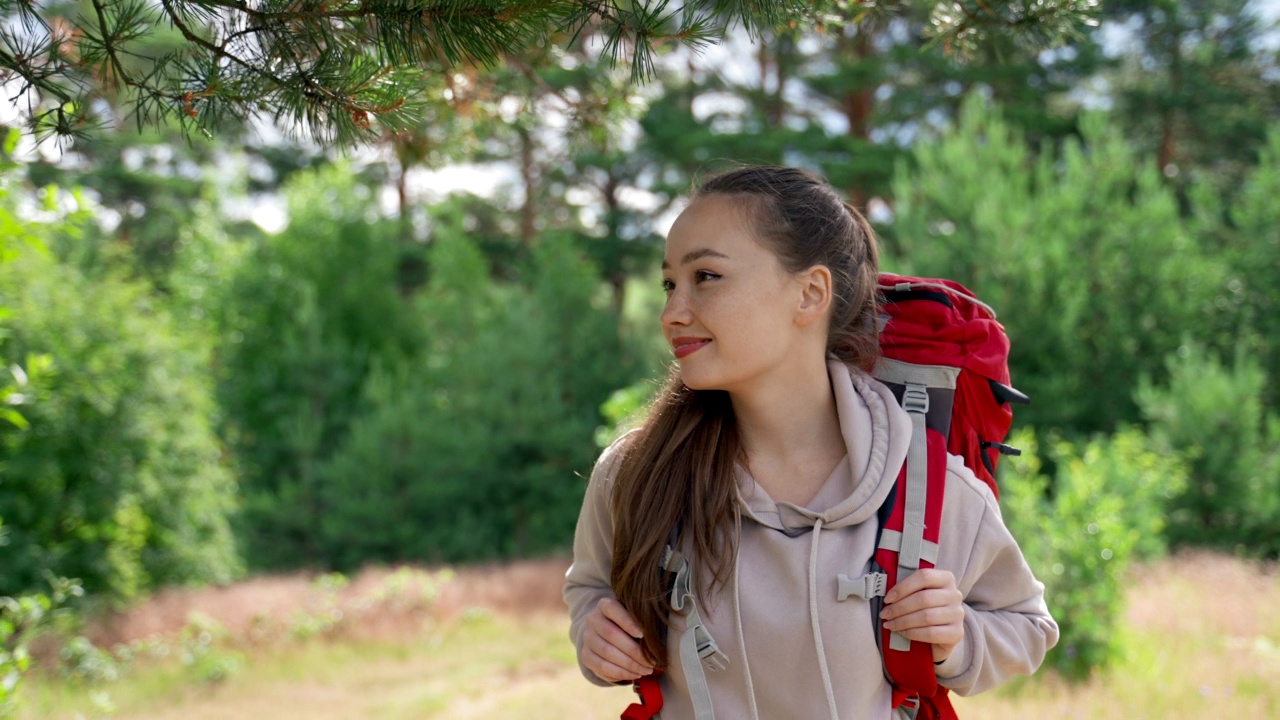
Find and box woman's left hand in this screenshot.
[879,568,965,663]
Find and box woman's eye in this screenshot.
[695,271,720,283]
[661,278,675,293]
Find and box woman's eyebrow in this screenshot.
[661,248,731,270]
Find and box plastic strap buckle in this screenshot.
[836,572,887,601]
[902,383,929,415]
[693,623,729,672]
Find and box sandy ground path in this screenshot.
[19,551,1280,720]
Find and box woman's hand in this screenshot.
[879,568,966,663]
[582,597,655,683]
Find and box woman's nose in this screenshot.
[660,290,691,328]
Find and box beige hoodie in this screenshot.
[564,361,1058,720]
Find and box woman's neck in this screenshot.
[729,352,846,495]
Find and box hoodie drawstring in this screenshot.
[809,518,841,720]
[733,509,760,720]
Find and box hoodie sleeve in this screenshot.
[932,454,1060,695]
[563,433,632,687]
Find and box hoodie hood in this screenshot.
[734,359,912,533]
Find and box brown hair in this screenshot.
[609,166,882,667]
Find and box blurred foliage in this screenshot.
[214,165,422,570]
[593,378,663,449]
[0,161,239,601]
[214,163,637,571]
[1137,344,1280,556]
[25,128,313,294]
[1000,428,1186,680]
[888,97,1231,434]
[315,230,634,569]
[1104,0,1280,202]
[0,575,85,719]
[1220,128,1280,412]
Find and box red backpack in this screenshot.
[622,274,1026,720]
[864,273,1027,720]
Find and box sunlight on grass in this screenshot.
[15,553,1279,720]
[19,609,633,720]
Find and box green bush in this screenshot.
[0,575,85,719]
[214,164,421,570]
[0,187,239,601]
[1000,427,1186,680]
[1223,128,1280,412]
[1136,343,1280,556]
[314,231,635,568]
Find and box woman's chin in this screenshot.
[677,367,727,393]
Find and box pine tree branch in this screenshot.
[89,0,129,89]
[0,0,1096,145]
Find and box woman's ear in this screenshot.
[796,265,833,326]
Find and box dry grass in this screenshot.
[953,549,1280,719]
[18,551,1280,720]
[87,557,574,649]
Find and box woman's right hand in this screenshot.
[582,596,655,683]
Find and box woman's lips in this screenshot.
[672,338,711,359]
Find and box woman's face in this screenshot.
[661,195,811,393]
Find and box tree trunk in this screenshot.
[771,35,789,129]
[396,151,409,240]
[602,170,627,314]
[1157,17,1184,175]
[841,28,876,207]
[519,125,536,245]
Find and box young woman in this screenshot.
[564,166,1057,719]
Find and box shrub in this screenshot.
[0,576,84,719]
[314,232,634,568]
[1000,427,1186,680]
[0,189,239,601]
[1136,343,1280,557]
[1224,128,1280,411]
[213,164,420,570]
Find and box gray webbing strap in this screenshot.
[892,382,931,653]
[872,357,959,390]
[876,530,938,565]
[663,548,725,719]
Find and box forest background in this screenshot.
[2,0,1279,717]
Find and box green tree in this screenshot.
[214,163,421,569]
[1224,128,1280,411]
[1103,0,1280,200]
[1137,344,1280,556]
[888,97,1228,434]
[20,125,324,295]
[314,227,636,569]
[626,10,1101,230]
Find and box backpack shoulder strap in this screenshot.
[867,366,962,720]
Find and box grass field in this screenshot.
[16,552,1280,719]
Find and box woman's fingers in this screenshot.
[880,569,965,659]
[883,601,964,634]
[598,596,645,638]
[584,616,651,675]
[583,597,653,681]
[883,568,955,604]
[881,587,963,623]
[584,643,651,682]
